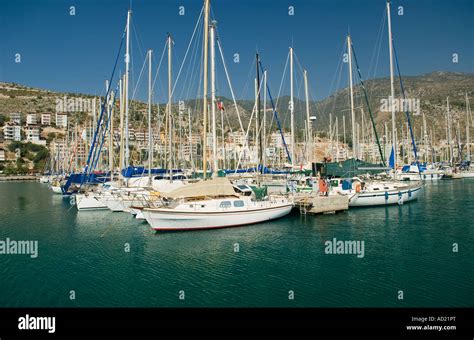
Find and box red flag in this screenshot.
[217,101,225,111]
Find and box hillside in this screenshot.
[1,71,473,142]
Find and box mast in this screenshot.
[210,21,218,176]
[256,53,263,173]
[343,114,346,157]
[202,0,210,179]
[387,1,397,175]
[361,108,365,160]
[106,80,114,182]
[466,93,471,162]
[74,123,78,171]
[335,116,339,162]
[119,76,125,174]
[329,113,332,159]
[347,35,356,161]
[304,70,312,163]
[92,97,97,145]
[147,49,153,185]
[289,47,295,167]
[447,97,453,165]
[456,121,462,162]
[254,78,258,169]
[188,107,194,170]
[125,9,131,168]
[263,70,267,170]
[221,104,225,170]
[167,34,173,182]
[422,111,427,163]
[356,122,360,160]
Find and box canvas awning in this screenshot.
[164,177,236,199]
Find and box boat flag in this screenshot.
[217,101,225,111]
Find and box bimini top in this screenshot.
[164,177,236,200]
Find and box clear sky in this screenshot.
[1,0,473,102]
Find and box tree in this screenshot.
[0,115,6,127]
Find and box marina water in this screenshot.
[0,180,472,307]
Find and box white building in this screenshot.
[3,125,21,141]
[10,112,21,125]
[25,126,41,142]
[41,113,51,126]
[229,131,246,146]
[55,114,68,128]
[0,149,5,162]
[271,132,291,148]
[26,113,37,125]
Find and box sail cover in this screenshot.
[164,177,236,199]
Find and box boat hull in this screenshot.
[102,196,126,212]
[50,185,63,194]
[348,185,422,207]
[75,194,108,210]
[142,204,293,231]
[461,172,474,178]
[399,172,444,181]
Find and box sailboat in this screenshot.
[142,0,293,230]
[331,2,423,207]
[73,11,189,212]
[141,177,292,230]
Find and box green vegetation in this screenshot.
[0,114,6,126]
[4,141,49,174]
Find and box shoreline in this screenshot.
[0,175,38,182]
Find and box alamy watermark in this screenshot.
[324,238,365,258]
[380,96,420,116]
[18,314,55,333]
[55,96,96,113]
[0,238,38,258]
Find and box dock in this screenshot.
[294,193,349,215]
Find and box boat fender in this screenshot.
[70,195,76,206]
[355,182,361,193]
[384,191,389,201]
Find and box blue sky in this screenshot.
[1,0,473,102]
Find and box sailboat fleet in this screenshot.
[38,1,472,230]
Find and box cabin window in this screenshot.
[233,200,245,208]
[219,201,231,208]
[384,187,389,190]
[373,188,379,191]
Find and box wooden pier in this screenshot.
[294,193,348,215]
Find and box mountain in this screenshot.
[1,71,473,142]
[311,71,474,141]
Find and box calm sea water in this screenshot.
[0,180,472,307]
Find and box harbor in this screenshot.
[1,0,473,314]
[0,179,472,307]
